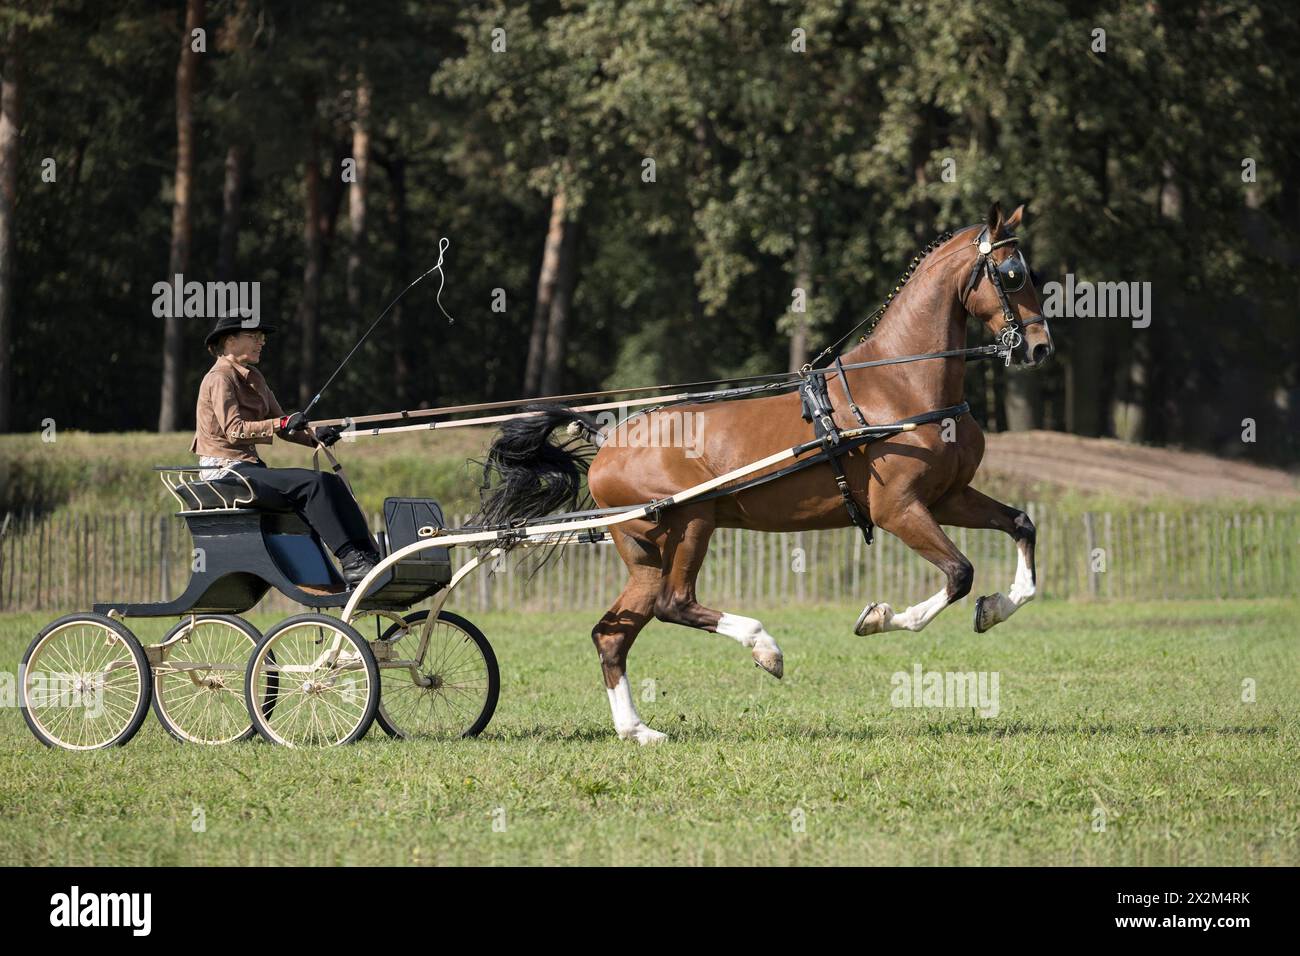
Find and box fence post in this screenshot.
[0,512,10,612]
[1083,512,1098,599]
[158,515,167,601]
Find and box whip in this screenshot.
[303,237,453,418]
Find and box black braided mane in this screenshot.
[858,230,955,342]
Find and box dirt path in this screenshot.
[982,431,1299,502]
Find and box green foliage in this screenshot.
[3,0,1298,465]
[0,428,494,517]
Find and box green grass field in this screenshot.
[1,598,1296,866]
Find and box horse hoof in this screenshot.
[973,596,993,633]
[633,725,667,746]
[752,647,784,679]
[854,602,893,636]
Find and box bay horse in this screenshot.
[478,202,1053,744]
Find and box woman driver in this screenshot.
[190,314,380,586]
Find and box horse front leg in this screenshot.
[654,505,784,678]
[930,486,1036,633]
[854,500,974,635]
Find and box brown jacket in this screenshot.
[190,356,314,461]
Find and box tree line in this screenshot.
[0,0,1296,464]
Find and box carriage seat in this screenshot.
[170,474,294,513]
[151,466,453,608]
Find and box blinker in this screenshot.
[997,250,1028,292]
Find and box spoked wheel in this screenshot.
[245,613,379,747]
[20,613,152,750]
[152,615,269,745]
[374,610,499,740]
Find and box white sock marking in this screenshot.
[717,612,781,653]
[885,587,951,632]
[605,675,665,745]
[982,541,1036,628]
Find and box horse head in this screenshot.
[960,202,1054,369]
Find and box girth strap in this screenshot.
[800,370,876,545]
[834,355,869,428]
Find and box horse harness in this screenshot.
[799,359,875,543]
[796,361,969,546]
[794,228,1038,545]
[961,227,1048,364]
[612,226,1032,541]
[473,224,1034,538]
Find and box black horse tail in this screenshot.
[474,403,605,528]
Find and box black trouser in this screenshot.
[230,461,372,556]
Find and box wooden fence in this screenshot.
[0,504,1295,615]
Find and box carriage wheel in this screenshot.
[152,615,270,745]
[374,610,500,740]
[245,613,378,747]
[20,613,152,750]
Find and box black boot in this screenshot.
[339,548,380,587]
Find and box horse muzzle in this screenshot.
[1016,315,1053,368]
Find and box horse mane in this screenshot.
[856,230,957,343]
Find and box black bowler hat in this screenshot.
[204,314,278,348]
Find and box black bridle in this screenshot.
[961,227,1050,366]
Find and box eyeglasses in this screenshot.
[241,331,267,343]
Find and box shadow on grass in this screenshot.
[474,719,1281,745]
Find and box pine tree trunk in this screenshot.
[1113,168,1181,441]
[524,188,568,394]
[910,106,937,245]
[157,0,204,432]
[540,218,580,395]
[347,73,370,314]
[296,98,323,408]
[1003,370,1041,430]
[787,238,812,372]
[216,143,246,282]
[1065,333,1104,436]
[317,133,350,275]
[384,155,412,406]
[0,26,23,433]
[1062,254,1104,436]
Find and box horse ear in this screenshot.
[986,201,1005,237]
[1004,202,1026,232]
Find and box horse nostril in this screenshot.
[1031,343,1052,365]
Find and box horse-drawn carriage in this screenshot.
[20,205,1052,749]
[19,466,499,750]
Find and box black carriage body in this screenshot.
[93,495,453,618]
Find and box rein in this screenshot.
[311,225,1026,435]
[312,344,1003,437]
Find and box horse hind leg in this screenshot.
[592,527,666,744]
[854,500,974,635]
[931,486,1036,633]
[654,506,784,678]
